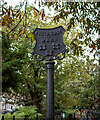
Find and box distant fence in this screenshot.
[1,110,99,120]
[1,113,98,120]
[1,115,97,120]
[1,114,75,120]
[2,113,97,120]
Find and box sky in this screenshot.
[4,0,23,6]
[4,0,37,6]
[3,0,100,4]
[4,0,55,16]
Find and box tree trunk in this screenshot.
[27,82,42,112]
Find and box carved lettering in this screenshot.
[42,39,45,42]
[57,43,60,49]
[52,43,60,49]
[41,38,58,42]
[39,45,46,50]
[46,51,53,56]
[35,29,62,36]
[46,38,49,42]
[51,38,57,42]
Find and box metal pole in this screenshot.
[74,112,75,120]
[61,114,63,120]
[46,61,55,120]
[36,114,38,120]
[13,115,15,120]
[24,115,26,120]
[2,116,4,120]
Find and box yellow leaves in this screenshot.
[75,79,78,82]
[74,99,77,105]
[86,74,90,78]
[13,29,24,40]
[10,34,14,40]
[33,7,40,18]
[34,11,37,18]
[39,11,41,15]
[53,2,55,6]
[27,32,33,38]
[21,29,24,34]
[16,11,21,17]
[15,34,18,40]
[33,8,45,20]
[14,30,24,40]
[15,10,22,20]
[2,15,13,27]
[19,14,21,20]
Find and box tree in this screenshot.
[2,2,47,112]
[54,56,97,110]
[2,1,99,115]
[44,2,99,56]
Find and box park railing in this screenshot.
[1,113,97,120]
[1,114,75,120]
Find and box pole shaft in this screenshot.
[2,116,4,120]
[46,61,55,120]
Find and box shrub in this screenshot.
[3,113,13,120]
[13,105,42,119]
